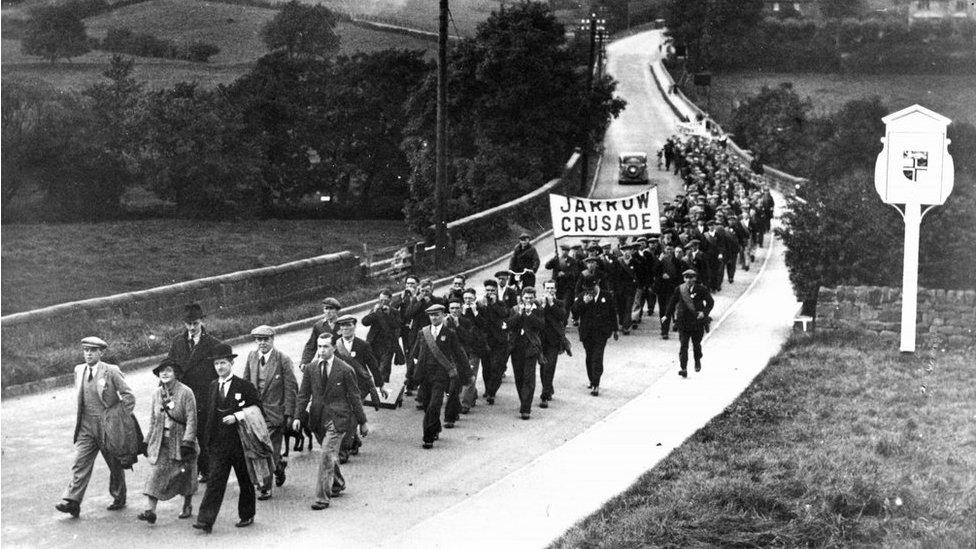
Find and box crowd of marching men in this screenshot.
[54,132,775,532]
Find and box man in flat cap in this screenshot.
[194,344,262,533]
[545,243,580,309]
[333,315,383,463]
[410,304,469,448]
[509,232,540,285]
[506,286,545,420]
[664,270,714,378]
[167,303,222,482]
[56,337,135,518]
[571,277,618,396]
[301,297,342,368]
[495,270,519,308]
[404,278,445,396]
[242,325,297,499]
[362,288,403,385]
[607,243,638,335]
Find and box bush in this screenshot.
[185,41,220,62]
[98,26,219,63]
[21,4,90,63]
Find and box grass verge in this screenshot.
[550,331,976,548]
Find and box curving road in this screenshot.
[0,30,793,548]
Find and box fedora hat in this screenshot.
[209,343,237,362]
[182,303,205,323]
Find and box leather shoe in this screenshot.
[590,387,599,396]
[538,400,548,409]
[258,490,272,501]
[339,452,349,464]
[55,500,80,518]
[520,413,530,420]
[422,442,433,449]
[198,473,208,484]
[192,522,212,534]
[661,333,670,340]
[695,364,701,372]
[179,504,193,519]
[486,397,495,405]
[460,406,470,414]
[137,510,157,524]
[311,501,330,510]
[444,422,455,429]
[235,517,254,528]
[678,370,687,378]
[106,500,126,511]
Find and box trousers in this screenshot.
[63,415,127,504]
[678,326,705,370]
[657,288,675,335]
[315,421,346,503]
[510,349,538,415]
[582,336,608,388]
[197,441,255,526]
[631,285,655,321]
[539,344,560,400]
[483,344,508,398]
[615,288,635,331]
[420,379,448,443]
[460,355,482,409]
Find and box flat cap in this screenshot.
[682,269,698,277]
[336,314,358,325]
[558,243,571,250]
[494,270,512,278]
[250,325,276,337]
[688,239,701,247]
[571,244,583,249]
[425,304,446,314]
[583,256,600,263]
[518,232,531,239]
[321,297,342,309]
[81,336,108,349]
[483,279,498,287]
[587,244,603,253]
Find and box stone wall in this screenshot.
[816,285,976,347]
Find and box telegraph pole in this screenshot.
[435,0,449,264]
[579,13,597,193]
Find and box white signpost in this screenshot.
[873,105,955,353]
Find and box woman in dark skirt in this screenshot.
[137,359,199,524]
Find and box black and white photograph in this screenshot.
[2,0,975,546]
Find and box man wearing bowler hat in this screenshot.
[193,343,262,533]
[242,325,297,500]
[664,269,714,378]
[300,297,342,368]
[56,337,135,518]
[167,303,221,482]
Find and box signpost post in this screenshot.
[873,105,955,353]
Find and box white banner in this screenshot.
[549,190,661,239]
[676,120,712,138]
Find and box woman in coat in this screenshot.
[137,358,199,524]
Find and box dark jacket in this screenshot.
[410,324,470,385]
[477,297,511,349]
[545,254,581,297]
[448,313,489,359]
[459,306,491,358]
[361,306,403,354]
[571,290,618,341]
[301,318,340,366]
[167,330,221,398]
[206,375,262,454]
[242,348,298,428]
[405,295,446,339]
[540,298,568,350]
[509,243,541,273]
[506,304,545,357]
[665,282,715,330]
[295,356,367,443]
[655,255,682,293]
[333,335,383,399]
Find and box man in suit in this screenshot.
[193,343,262,533]
[507,287,545,420]
[607,244,638,335]
[56,336,135,518]
[391,275,420,368]
[478,279,511,405]
[361,289,403,384]
[655,244,683,340]
[300,297,342,367]
[571,277,618,396]
[630,237,659,325]
[495,270,520,308]
[538,280,568,408]
[242,325,297,500]
[411,304,469,448]
[333,315,383,463]
[458,288,489,413]
[167,303,221,482]
[294,335,369,510]
[545,243,580,307]
[404,278,445,395]
[664,269,715,378]
[443,275,468,303]
[444,299,479,426]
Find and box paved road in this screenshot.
[0,30,789,548]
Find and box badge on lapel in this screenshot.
[351,351,357,358]
[439,335,446,342]
[600,297,606,303]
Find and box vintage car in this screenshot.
[618,152,649,185]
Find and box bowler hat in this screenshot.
[209,343,237,362]
[182,303,205,323]
[81,336,108,349]
[152,358,184,377]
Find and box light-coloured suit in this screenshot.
[64,361,135,504]
[242,348,298,474]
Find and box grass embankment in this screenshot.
[552,332,976,547]
[2,0,434,90]
[685,71,976,128]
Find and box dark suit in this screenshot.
[631,251,658,321]
[655,256,682,336]
[459,305,490,409]
[295,356,366,504]
[499,284,519,308]
[478,297,511,400]
[506,304,545,415]
[362,306,403,383]
[197,376,261,527]
[571,290,617,388]
[539,298,568,401]
[404,296,445,391]
[509,242,541,274]
[242,349,297,475]
[665,282,715,372]
[545,254,580,306]
[607,256,637,332]
[167,329,221,476]
[411,324,468,444]
[333,336,381,458]
[300,319,340,366]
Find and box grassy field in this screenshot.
[2,0,433,90]
[309,0,500,36]
[551,332,976,547]
[0,218,420,314]
[692,71,976,128]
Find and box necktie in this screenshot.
[221,380,228,399]
[260,355,266,367]
[87,366,93,381]
[188,337,195,352]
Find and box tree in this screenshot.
[729,83,813,174]
[818,0,866,19]
[261,1,340,60]
[664,0,763,70]
[21,5,90,63]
